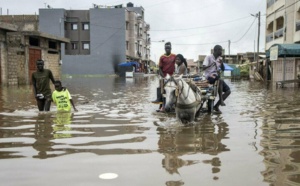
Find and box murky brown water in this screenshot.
[0,76,300,186]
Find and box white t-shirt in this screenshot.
[203,55,222,78]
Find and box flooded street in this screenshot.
[1,76,300,186]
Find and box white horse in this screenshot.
[164,74,202,125]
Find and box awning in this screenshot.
[266,44,300,58]
[118,61,140,68]
[224,63,234,71]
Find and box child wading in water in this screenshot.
[52,80,78,112]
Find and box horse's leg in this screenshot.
[189,110,196,122]
[195,107,201,117]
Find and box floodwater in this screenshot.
[0,76,300,186]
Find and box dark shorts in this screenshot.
[207,75,219,84]
[207,75,230,92]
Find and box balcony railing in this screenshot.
[146,38,151,45]
[145,24,150,31]
[266,33,273,43]
[274,27,284,39]
[296,20,300,32]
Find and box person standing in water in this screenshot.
[52,80,78,112]
[32,59,55,111]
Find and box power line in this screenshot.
[232,17,257,43]
[152,17,256,46]
[171,40,228,46]
[151,16,252,31]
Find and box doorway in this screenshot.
[29,48,41,83]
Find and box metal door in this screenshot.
[29,48,41,83]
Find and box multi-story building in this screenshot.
[39,2,151,75]
[265,0,300,50]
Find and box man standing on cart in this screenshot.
[151,42,176,112]
[203,45,231,114]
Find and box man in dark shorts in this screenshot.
[152,42,176,112]
[203,45,231,114]
[32,59,55,111]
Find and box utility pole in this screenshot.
[256,11,260,70]
[251,12,261,70]
[228,40,231,56]
[228,40,231,63]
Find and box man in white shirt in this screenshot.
[203,45,231,114]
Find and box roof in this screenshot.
[20,31,70,43]
[266,44,300,58]
[0,22,18,31]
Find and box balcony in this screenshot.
[136,15,143,23]
[274,27,284,39]
[266,33,273,43]
[296,20,300,32]
[267,0,276,8]
[294,20,300,42]
[267,0,284,15]
[265,28,285,49]
[145,24,150,31]
[137,32,143,40]
[146,38,151,45]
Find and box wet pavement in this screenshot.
[0,76,300,186]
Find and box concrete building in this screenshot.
[266,0,300,50]
[0,21,69,85]
[38,2,151,75]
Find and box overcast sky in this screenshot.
[0,0,266,62]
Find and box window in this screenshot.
[126,21,129,30]
[126,41,129,50]
[48,41,57,49]
[64,22,68,30]
[29,37,40,46]
[71,42,78,50]
[71,23,78,30]
[82,42,90,50]
[82,23,89,30]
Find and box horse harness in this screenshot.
[164,78,201,109]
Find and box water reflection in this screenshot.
[259,87,300,186]
[33,113,53,159]
[157,115,229,184]
[2,76,300,185]
[53,112,74,139]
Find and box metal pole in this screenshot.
[283,54,286,81]
[228,40,231,56]
[256,11,260,70]
[254,40,256,62]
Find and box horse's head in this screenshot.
[164,74,182,112]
